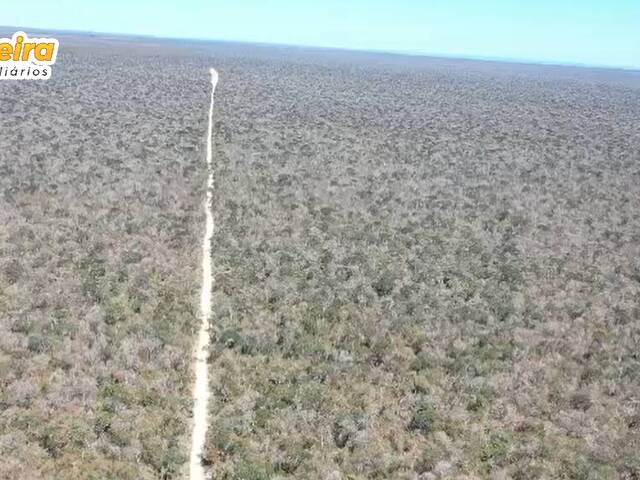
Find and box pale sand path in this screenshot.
[189,68,219,480]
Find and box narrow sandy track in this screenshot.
[189,68,219,480]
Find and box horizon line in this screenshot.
[2,24,639,73]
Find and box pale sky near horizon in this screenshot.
[3,0,639,69]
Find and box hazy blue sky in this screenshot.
[4,0,639,69]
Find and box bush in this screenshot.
[408,402,439,435]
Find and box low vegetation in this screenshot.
[1,33,639,479]
[204,52,640,478]
[0,37,210,478]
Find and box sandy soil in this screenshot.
[189,68,219,480]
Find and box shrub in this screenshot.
[408,402,439,435]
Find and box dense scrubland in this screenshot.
[1,33,639,479]
[205,50,640,479]
[0,38,210,478]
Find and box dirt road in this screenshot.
[189,68,218,480]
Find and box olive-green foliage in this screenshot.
[204,45,640,479]
[2,33,639,480]
[0,39,207,478]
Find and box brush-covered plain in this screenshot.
[1,34,639,480]
[0,38,211,479]
[205,49,640,479]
